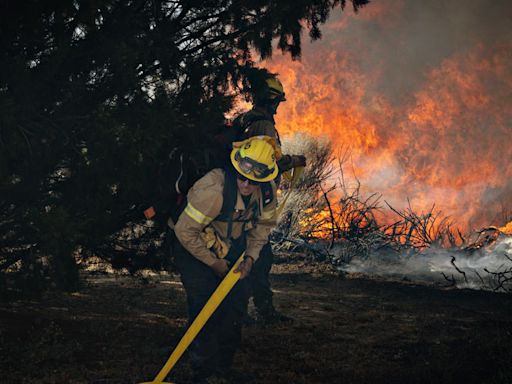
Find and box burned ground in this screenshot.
[0,259,511,384]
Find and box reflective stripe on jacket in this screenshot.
[174,168,277,266]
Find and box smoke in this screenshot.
[338,236,512,291]
[264,0,512,230]
[332,0,512,105]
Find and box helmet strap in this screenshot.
[265,99,281,115]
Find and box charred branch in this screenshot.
[483,254,512,293]
[450,256,468,283]
[441,272,456,287]
[474,270,486,287]
[322,187,340,250]
[383,200,458,250]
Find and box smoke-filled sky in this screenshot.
[264,0,512,230]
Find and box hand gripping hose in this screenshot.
[139,252,245,384]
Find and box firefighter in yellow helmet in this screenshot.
[234,71,306,324]
[173,136,278,383]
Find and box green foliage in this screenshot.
[0,0,368,293]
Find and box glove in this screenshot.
[200,227,229,258]
[291,154,307,167]
[210,258,229,277]
[234,256,254,280]
[277,155,307,172]
[277,155,294,172]
[201,227,217,248]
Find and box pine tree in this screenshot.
[0,0,368,292]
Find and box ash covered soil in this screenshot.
[1,258,511,384]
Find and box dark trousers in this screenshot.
[173,240,250,379]
[250,241,275,314]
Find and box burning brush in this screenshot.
[464,223,512,253]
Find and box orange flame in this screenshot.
[499,221,512,235]
[261,3,512,232]
[299,208,336,239]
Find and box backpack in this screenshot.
[143,113,274,225]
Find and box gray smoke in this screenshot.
[338,236,512,291]
[322,0,512,105]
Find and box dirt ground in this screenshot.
[1,259,511,384]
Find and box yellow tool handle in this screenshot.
[140,253,245,384]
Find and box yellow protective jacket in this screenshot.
[174,168,277,267]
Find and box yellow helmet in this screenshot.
[265,77,286,101]
[230,136,278,182]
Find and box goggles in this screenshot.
[237,174,260,185]
[234,151,275,180]
[269,90,286,102]
[267,90,286,103]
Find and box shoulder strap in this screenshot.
[240,113,272,127]
[237,113,275,141]
[260,182,274,208]
[217,166,238,241]
[246,182,273,223]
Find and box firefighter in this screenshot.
[173,136,278,383]
[235,73,306,324]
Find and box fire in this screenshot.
[262,2,512,232]
[499,221,512,235]
[299,207,336,239]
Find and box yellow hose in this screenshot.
[140,253,245,384]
